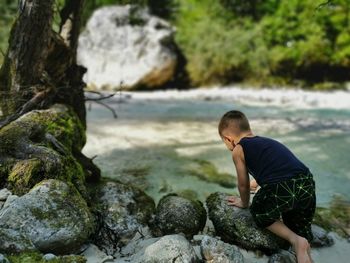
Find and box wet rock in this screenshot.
[311,224,334,247]
[153,193,207,238]
[268,250,296,263]
[0,104,89,196]
[77,5,177,90]
[313,197,350,239]
[206,192,287,252]
[200,235,244,263]
[0,179,94,254]
[0,188,11,201]
[126,234,199,263]
[92,180,155,255]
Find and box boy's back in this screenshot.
[238,136,309,185]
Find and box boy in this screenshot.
[218,110,316,263]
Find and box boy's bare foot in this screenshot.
[292,236,312,263]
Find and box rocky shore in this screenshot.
[0,103,347,263]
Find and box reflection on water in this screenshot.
[83,89,350,207]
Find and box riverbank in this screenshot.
[83,86,350,262]
[84,86,350,205]
[110,85,350,109]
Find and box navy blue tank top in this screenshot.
[238,136,309,185]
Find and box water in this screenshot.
[83,87,350,262]
[84,88,350,207]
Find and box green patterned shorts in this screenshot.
[250,172,316,242]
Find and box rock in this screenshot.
[192,245,202,261]
[153,194,207,238]
[81,244,113,263]
[268,250,296,263]
[117,229,159,260]
[6,252,87,263]
[77,5,177,90]
[313,197,350,239]
[0,254,9,263]
[206,192,287,252]
[200,235,244,263]
[0,179,94,254]
[0,188,11,201]
[0,104,90,196]
[311,224,334,247]
[43,253,57,261]
[92,180,155,255]
[2,194,18,209]
[127,234,199,263]
[0,228,35,253]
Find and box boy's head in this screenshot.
[218,110,251,151]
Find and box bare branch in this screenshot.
[92,100,118,119]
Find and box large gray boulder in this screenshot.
[92,180,155,255]
[206,192,287,252]
[153,194,207,238]
[128,234,199,263]
[0,179,94,254]
[78,5,177,90]
[199,235,244,263]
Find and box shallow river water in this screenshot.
[83,87,350,262]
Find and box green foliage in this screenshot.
[1,0,349,87]
[219,0,280,20]
[174,0,350,86]
[0,0,17,64]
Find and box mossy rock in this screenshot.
[0,104,85,152]
[206,192,287,253]
[0,104,87,196]
[313,196,350,239]
[186,159,236,188]
[91,179,156,255]
[0,179,95,254]
[0,228,35,254]
[153,193,207,239]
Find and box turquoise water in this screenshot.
[84,93,350,207]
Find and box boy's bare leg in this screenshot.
[266,221,312,263]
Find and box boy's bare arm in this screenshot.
[227,144,250,208]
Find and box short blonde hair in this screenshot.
[218,110,250,136]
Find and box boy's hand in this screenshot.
[226,196,248,208]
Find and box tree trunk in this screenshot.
[0,0,87,126]
[0,0,100,181]
[0,0,54,116]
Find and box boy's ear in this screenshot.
[222,135,230,142]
